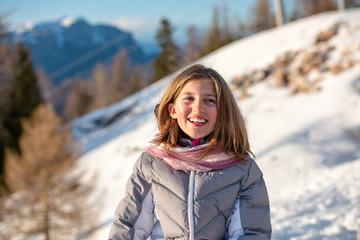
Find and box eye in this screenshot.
[183,96,194,102]
[179,93,195,104]
[205,98,216,104]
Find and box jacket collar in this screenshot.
[180,138,206,147]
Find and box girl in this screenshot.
[109,64,271,240]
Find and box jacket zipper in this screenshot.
[188,171,195,240]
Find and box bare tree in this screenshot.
[296,0,337,17]
[90,62,110,109]
[237,18,248,39]
[203,6,223,54]
[220,0,233,44]
[110,48,131,102]
[128,64,151,95]
[2,104,96,240]
[62,79,93,121]
[347,0,360,7]
[36,67,53,103]
[250,0,276,33]
[59,47,150,121]
[181,25,203,66]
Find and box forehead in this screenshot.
[179,79,215,95]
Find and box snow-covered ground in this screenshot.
[72,9,360,239]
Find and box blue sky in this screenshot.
[1,0,295,45]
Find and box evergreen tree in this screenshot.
[1,43,43,190]
[3,43,42,153]
[153,18,179,82]
[0,18,11,190]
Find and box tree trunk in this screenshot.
[337,0,345,11]
[274,0,284,26]
[44,194,51,240]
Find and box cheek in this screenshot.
[212,114,218,126]
[210,107,218,121]
[176,104,189,116]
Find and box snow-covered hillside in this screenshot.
[73,9,360,240]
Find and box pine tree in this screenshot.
[153,18,179,82]
[3,43,42,154]
[2,104,96,239]
[0,18,14,190]
[1,40,43,190]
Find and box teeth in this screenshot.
[189,118,206,123]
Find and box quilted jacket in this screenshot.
[108,150,271,240]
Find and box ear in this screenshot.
[168,103,177,119]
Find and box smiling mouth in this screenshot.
[189,118,207,124]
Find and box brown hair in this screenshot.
[152,64,253,162]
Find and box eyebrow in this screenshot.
[181,92,216,97]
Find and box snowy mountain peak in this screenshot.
[9,21,35,33]
[60,16,77,27]
[11,17,152,85]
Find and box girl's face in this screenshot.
[168,79,217,140]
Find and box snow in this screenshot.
[9,22,36,33]
[61,16,77,27]
[72,9,360,240]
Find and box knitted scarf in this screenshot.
[147,143,241,172]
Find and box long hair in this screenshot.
[152,64,253,162]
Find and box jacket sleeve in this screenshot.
[108,153,154,240]
[233,159,272,240]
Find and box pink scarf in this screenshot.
[147,143,241,172]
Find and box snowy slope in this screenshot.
[73,9,360,240]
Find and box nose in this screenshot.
[193,99,203,113]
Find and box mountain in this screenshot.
[11,17,154,86]
[72,9,360,239]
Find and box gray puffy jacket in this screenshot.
[109,151,271,240]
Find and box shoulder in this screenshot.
[140,150,164,166]
[133,151,158,172]
[130,152,157,180]
[233,157,259,172]
[135,150,173,176]
[139,151,157,163]
[232,157,264,184]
